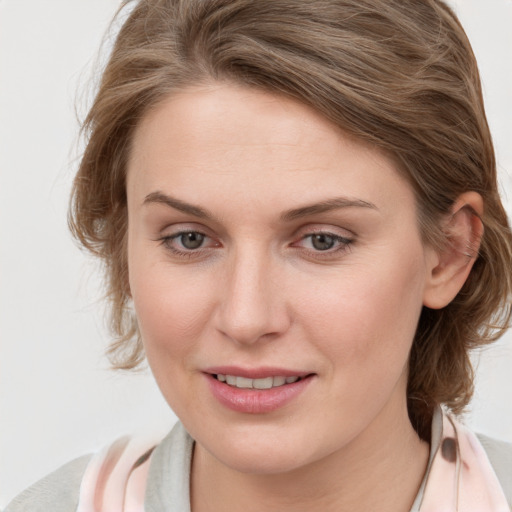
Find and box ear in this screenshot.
[423,192,484,309]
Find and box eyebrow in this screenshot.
[280,197,378,221]
[143,191,378,222]
[143,192,214,219]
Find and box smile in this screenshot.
[206,370,315,413]
[215,374,301,389]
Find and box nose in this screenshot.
[213,247,291,346]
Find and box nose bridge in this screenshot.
[215,242,288,345]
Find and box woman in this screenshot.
[5,0,512,510]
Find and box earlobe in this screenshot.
[423,192,484,310]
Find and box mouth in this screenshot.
[213,374,305,390]
[205,369,315,413]
[204,367,315,413]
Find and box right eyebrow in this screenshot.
[143,191,214,220]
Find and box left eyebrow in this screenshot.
[281,197,378,222]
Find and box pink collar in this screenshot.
[77,410,509,512]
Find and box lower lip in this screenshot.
[205,374,314,414]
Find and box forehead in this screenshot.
[126,83,416,217]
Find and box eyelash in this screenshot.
[157,230,353,259]
[294,232,353,256]
[157,231,217,259]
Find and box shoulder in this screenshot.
[477,433,512,505]
[4,454,92,512]
[3,423,192,512]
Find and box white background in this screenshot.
[0,0,511,506]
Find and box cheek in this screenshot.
[128,255,214,358]
[297,252,426,373]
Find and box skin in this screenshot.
[126,83,480,511]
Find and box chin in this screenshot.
[214,444,311,475]
[195,422,334,476]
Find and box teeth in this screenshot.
[254,377,273,389]
[236,376,253,389]
[272,376,286,387]
[216,374,301,389]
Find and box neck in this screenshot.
[190,396,429,512]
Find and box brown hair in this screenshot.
[69,0,512,437]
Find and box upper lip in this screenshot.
[204,366,313,379]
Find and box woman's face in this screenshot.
[126,83,436,473]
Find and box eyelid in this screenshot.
[155,224,221,258]
[157,221,219,241]
[163,230,216,244]
[154,223,355,259]
[293,223,356,239]
[294,232,352,247]
[290,225,355,256]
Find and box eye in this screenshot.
[177,231,206,250]
[295,231,353,254]
[158,230,219,257]
[309,233,337,251]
